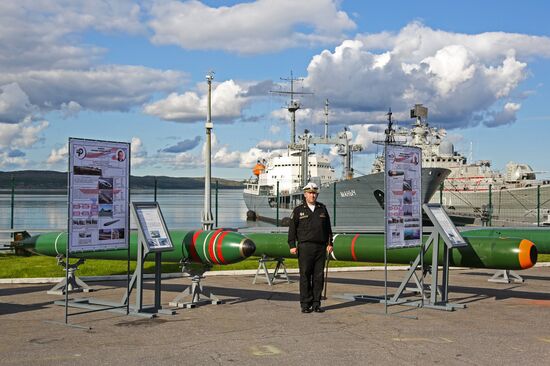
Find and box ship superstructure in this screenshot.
[243,78,449,227]
[372,104,550,225]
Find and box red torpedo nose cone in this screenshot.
[519,239,537,269]
[185,229,257,265]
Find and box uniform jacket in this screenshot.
[288,201,333,248]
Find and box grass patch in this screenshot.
[1,252,548,279]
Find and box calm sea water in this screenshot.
[0,189,271,231]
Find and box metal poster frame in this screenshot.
[62,137,131,325]
[384,143,422,315]
[68,138,130,253]
[384,144,423,249]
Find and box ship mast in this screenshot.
[308,100,363,180]
[385,108,395,144]
[270,71,312,144]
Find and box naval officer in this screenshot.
[288,182,333,313]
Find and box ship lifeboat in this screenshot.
[252,161,266,176]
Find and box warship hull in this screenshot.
[244,167,450,226]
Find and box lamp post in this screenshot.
[202,71,215,230]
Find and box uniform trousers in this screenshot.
[297,242,326,309]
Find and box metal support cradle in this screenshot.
[47,255,93,295]
[489,270,524,283]
[169,274,222,309]
[253,255,290,286]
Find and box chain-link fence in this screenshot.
[434,184,550,227]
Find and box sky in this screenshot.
[1,0,550,180]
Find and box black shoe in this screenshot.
[301,307,313,313]
[313,306,325,313]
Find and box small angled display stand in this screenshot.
[122,202,176,316]
[388,203,468,311]
[339,204,468,312]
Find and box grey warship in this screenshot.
[243,76,449,227]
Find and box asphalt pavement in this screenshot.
[1,266,549,365]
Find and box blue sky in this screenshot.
[1,0,550,180]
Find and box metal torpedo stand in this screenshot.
[123,202,176,316]
[253,255,290,286]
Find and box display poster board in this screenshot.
[423,204,467,247]
[132,202,174,252]
[385,144,422,248]
[68,138,130,252]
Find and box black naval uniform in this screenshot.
[288,201,333,311]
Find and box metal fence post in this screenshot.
[333,182,336,226]
[537,184,540,226]
[488,184,493,226]
[10,175,15,230]
[215,180,219,228]
[276,181,279,227]
[154,176,157,202]
[439,182,443,204]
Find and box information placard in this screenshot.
[385,144,422,248]
[132,202,174,252]
[423,204,467,247]
[68,138,130,252]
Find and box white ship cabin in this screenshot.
[244,153,336,197]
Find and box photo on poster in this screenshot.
[404,228,421,240]
[99,204,113,217]
[98,177,113,189]
[74,166,102,176]
[403,179,412,191]
[111,228,124,239]
[99,229,112,240]
[403,190,413,204]
[98,189,113,204]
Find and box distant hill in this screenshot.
[0,170,244,191]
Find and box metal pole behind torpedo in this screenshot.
[215,180,219,228]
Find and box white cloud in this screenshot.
[0,83,36,124]
[0,117,49,152]
[0,152,28,169]
[46,145,68,165]
[256,140,287,150]
[0,1,145,72]
[131,137,147,167]
[144,80,247,122]
[269,125,281,134]
[0,66,183,113]
[305,22,550,129]
[483,102,521,127]
[60,101,82,119]
[148,0,355,54]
